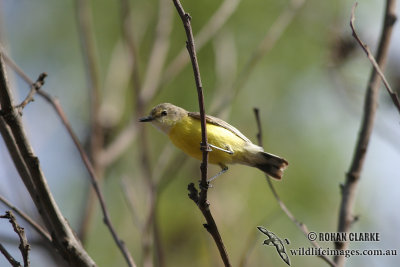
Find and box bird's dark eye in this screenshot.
[161,110,167,116]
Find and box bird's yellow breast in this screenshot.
[168,115,247,166]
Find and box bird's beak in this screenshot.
[139,115,153,122]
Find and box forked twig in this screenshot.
[0,52,96,266]
[172,0,231,266]
[1,51,136,267]
[335,2,397,266]
[1,211,30,267]
[0,195,52,243]
[15,72,47,113]
[253,108,336,267]
[349,3,399,113]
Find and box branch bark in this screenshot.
[0,52,96,266]
[0,195,52,244]
[253,108,336,267]
[0,211,30,267]
[349,3,399,114]
[171,1,231,266]
[159,0,241,97]
[15,72,47,113]
[0,243,22,267]
[335,2,397,266]
[1,51,136,267]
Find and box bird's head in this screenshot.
[139,103,187,134]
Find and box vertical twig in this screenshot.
[0,211,30,267]
[119,0,142,105]
[172,1,231,266]
[98,0,241,167]
[253,108,336,267]
[158,0,241,97]
[119,1,161,266]
[101,0,241,168]
[140,0,173,104]
[75,0,103,162]
[75,0,105,242]
[335,2,397,266]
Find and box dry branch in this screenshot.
[1,48,136,267]
[100,0,241,167]
[0,195,52,244]
[0,243,22,267]
[335,1,397,266]
[75,0,105,243]
[173,0,231,266]
[140,0,173,104]
[0,52,96,266]
[75,0,103,163]
[160,0,241,94]
[253,108,336,267]
[119,0,165,265]
[349,3,399,114]
[15,72,47,114]
[172,1,231,266]
[0,211,30,267]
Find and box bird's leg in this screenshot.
[207,164,229,183]
[208,144,234,155]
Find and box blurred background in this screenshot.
[0,0,399,266]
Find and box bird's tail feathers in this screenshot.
[253,151,288,180]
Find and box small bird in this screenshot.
[139,103,288,180]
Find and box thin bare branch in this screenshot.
[119,0,142,105]
[101,0,241,167]
[209,30,237,114]
[349,3,400,114]
[96,0,144,167]
[0,195,52,243]
[335,2,397,266]
[0,52,97,266]
[120,177,143,229]
[140,0,173,104]
[75,0,103,163]
[74,0,105,243]
[15,72,47,114]
[172,1,231,266]
[0,211,30,267]
[119,1,163,266]
[152,0,241,100]
[253,108,336,267]
[237,229,258,267]
[1,52,136,266]
[0,243,21,267]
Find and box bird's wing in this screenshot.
[188,112,252,143]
